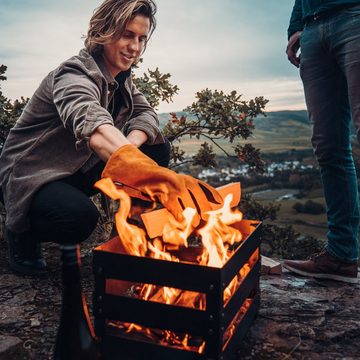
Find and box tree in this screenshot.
[134,67,268,172]
[0,65,28,152]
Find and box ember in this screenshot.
[93,179,261,360]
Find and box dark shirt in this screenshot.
[108,71,128,119]
[288,0,360,38]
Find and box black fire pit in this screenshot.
[93,219,261,360]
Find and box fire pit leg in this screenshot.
[205,283,223,359]
[54,244,100,360]
[93,263,106,342]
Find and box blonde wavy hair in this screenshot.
[84,0,157,55]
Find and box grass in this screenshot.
[251,188,328,240]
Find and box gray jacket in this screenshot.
[0,48,164,232]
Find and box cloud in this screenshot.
[1,0,304,113]
[1,1,93,99]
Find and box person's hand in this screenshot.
[100,144,223,224]
[286,31,302,68]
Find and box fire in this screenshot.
[223,298,253,349]
[95,177,258,353]
[96,178,148,257]
[197,194,243,267]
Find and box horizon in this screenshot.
[156,108,307,116]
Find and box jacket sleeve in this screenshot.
[52,62,114,150]
[288,0,304,39]
[122,78,165,145]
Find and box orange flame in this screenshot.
[95,178,147,256]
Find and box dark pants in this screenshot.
[300,6,360,262]
[26,141,171,245]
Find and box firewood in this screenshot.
[261,256,282,275]
[141,182,241,239]
[214,182,241,210]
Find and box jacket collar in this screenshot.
[79,48,131,89]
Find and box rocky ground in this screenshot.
[0,229,100,360]
[241,273,360,359]
[1,224,360,360]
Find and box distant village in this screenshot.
[198,160,316,184]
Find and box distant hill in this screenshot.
[158,110,313,154]
[250,110,312,152]
[254,110,309,128]
[158,110,309,127]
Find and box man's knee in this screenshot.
[312,139,353,166]
[66,203,99,244]
[30,181,100,244]
[313,143,335,165]
[33,200,99,244]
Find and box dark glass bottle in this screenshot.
[54,244,100,360]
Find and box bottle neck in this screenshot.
[60,244,81,284]
[58,243,95,337]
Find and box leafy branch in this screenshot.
[133,67,179,110]
[161,88,268,171]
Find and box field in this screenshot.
[160,110,330,241]
[249,187,327,240]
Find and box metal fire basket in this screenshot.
[93,219,261,360]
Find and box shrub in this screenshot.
[293,200,325,215]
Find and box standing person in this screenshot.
[284,0,360,283]
[0,0,222,276]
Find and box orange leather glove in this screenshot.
[101,144,223,223]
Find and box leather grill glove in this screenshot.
[101,144,223,224]
[177,174,223,219]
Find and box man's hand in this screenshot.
[286,31,302,68]
[100,144,223,225]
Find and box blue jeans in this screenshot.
[300,6,360,262]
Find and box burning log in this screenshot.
[140,182,241,239]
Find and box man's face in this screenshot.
[103,15,150,77]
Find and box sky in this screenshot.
[0,0,305,114]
